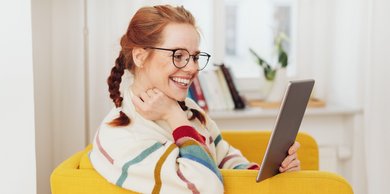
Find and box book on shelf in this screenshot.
[187,85,195,101]
[198,70,227,110]
[197,72,217,111]
[189,76,209,111]
[189,64,247,111]
[215,65,235,110]
[219,64,246,109]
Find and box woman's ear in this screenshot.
[132,47,147,68]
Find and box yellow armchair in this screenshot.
[51,131,353,194]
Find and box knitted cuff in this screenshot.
[172,125,206,144]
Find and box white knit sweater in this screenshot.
[89,87,258,194]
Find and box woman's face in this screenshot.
[140,23,201,101]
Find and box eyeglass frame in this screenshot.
[144,47,211,71]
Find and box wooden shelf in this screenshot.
[248,98,326,109]
[208,104,362,119]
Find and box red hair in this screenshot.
[107,5,205,127]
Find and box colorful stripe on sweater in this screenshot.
[96,130,114,164]
[233,162,260,170]
[152,143,176,194]
[173,125,223,182]
[218,154,242,168]
[177,169,200,194]
[116,142,164,186]
[213,134,222,147]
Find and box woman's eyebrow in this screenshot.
[175,47,201,54]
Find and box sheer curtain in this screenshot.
[364,0,390,193]
[294,1,390,194]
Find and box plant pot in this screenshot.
[265,68,288,102]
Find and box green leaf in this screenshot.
[249,48,271,68]
[278,51,288,68]
[264,67,276,81]
[249,48,278,80]
[275,32,289,68]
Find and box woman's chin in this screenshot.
[175,95,187,102]
[167,89,188,102]
[169,93,187,102]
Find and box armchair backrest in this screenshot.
[221,130,319,170]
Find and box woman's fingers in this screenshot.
[281,152,297,168]
[146,88,157,97]
[131,95,144,111]
[152,88,161,94]
[279,159,300,172]
[284,165,301,172]
[131,88,179,121]
[288,141,300,155]
[140,92,150,102]
[280,147,301,173]
[145,90,153,97]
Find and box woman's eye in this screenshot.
[174,54,183,60]
[193,55,200,62]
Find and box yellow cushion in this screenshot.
[222,170,353,194]
[79,144,93,169]
[222,131,319,170]
[51,149,139,194]
[51,130,351,194]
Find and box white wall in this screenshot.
[0,1,37,194]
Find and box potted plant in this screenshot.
[249,32,289,102]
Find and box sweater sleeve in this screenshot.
[90,124,224,194]
[184,98,259,170]
[205,113,260,170]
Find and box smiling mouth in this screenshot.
[170,77,191,87]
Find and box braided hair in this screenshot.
[107,51,130,126]
[178,101,206,125]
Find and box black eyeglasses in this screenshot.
[145,47,211,71]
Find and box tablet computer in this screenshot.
[256,79,314,182]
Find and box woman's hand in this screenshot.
[279,141,301,173]
[131,88,190,129]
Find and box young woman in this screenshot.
[90,5,300,194]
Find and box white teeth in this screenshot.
[172,77,190,85]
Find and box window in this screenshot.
[222,0,294,78]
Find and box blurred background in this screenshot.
[1,0,390,194]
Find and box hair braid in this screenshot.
[178,101,206,125]
[107,51,130,127]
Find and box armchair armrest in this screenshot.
[51,149,138,194]
[222,169,353,194]
[221,130,319,170]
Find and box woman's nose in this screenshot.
[183,57,199,72]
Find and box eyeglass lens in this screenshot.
[173,49,209,70]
